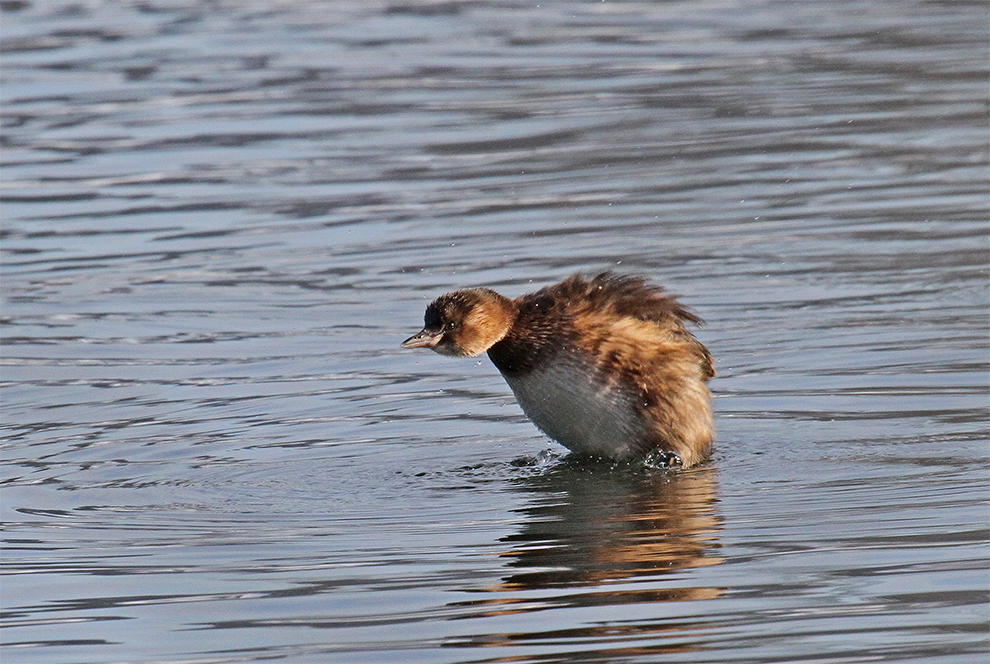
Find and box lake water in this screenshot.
[2,1,988,662]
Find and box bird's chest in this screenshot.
[499,358,646,458]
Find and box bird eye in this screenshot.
[445,321,456,331]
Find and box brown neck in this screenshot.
[458,290,517,356]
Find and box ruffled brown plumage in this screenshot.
[402,272,715,467]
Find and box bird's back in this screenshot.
[488,273,714,466]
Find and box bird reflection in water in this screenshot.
[447,459,723,655]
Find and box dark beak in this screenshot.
[401,329,441,349]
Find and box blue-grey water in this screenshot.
[2,1,987,662]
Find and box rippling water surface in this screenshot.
[2,1,987,662]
